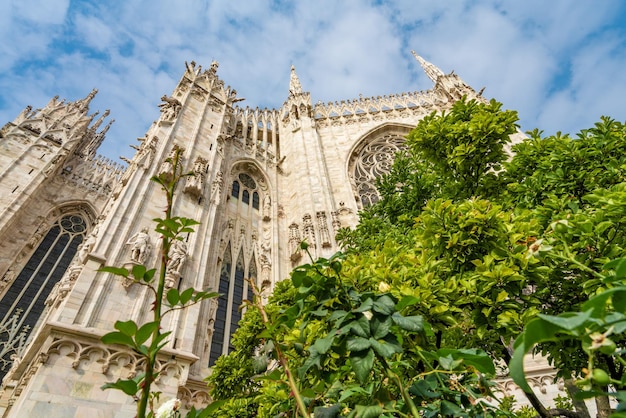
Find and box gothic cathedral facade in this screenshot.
[0,54,500,416]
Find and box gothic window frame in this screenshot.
[347,124,412,210]
[231,180,240,199]
[0,212,89,379]
[208,242,259,366]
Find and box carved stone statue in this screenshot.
[317,211,332,248]
[159,95,182,121]
[159,145,183,182]
[127,227,151,264]
[210,171,223,203]
[168,240,187,275]
[0,268,16,293]
[135,136,158,169]
[288,223,302,262]
[262,194,271,221]
[208,60,219,76]
[27,220,48,248]
[77,232,97,264]
[184,157,207,199]
[44,263,82,308]
[289,65,303,95]
[165,240,188,290]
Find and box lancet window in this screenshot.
[0,214,86,379]
[209,244,259,366]
[209,166,269,366]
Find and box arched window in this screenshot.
[228,251,245,351]
[252,192,259,210]
[231,181,240,199]
[248,255,257,302]
[0,214,86,379]
[209,244,231,366]
[242,190,250,205]
[349,130,408,209]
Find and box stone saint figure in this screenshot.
[127,227,150,263]
[167,240,187,275]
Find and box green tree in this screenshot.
[209,101,626,417]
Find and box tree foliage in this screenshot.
[209,98,626,417]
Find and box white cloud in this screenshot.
[0,0,625,160]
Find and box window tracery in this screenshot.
[208,243,258,366]
[0,214,86,380]
[349,132,408,208]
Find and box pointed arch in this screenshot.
[209,243,231,366]
[347,123,413,209]
[248,253,257,303]
[0,213,87,379]
[228,249,245,350]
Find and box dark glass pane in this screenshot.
[0,215,85,380]
[238,173,256,189]
[242,190,249,205]
[252,192,259,210]
[209,245,231,366]
[231,181,240,198]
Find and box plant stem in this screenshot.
[249,279,310,418]
[380,356,420,417]
[137,151,178,418]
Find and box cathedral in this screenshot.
[0,53,558,416]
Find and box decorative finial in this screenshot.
[411,51,445,83]
[289,65,303,95]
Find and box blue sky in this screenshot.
[1,0,626,161]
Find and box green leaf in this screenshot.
[313,333,335,355]
[143,268,157,282]
[179,287,194,305]
[391,313,423,332]
[349,315,370,338]
[101,378,139,396]
[338,386,370,403]
[99,266,129,278]
[441,400,463,416]
[135,321,158,346]
[409,379,440,399]
[153,330,171,347]
[313,404,341,418]
[370,315,392,339]
[292,268,307,288]
[194,400,226,418]
[131,264,146,280]
[372,295,395,315]
[299,350,322,377]
[101,331,136,348]
[114,320,138,336]
[353,298,374,313]
[605,257,626,278]
[537,310,593,332]
[351,348,374,383]
[369,337,402,358]
[510,316,574,392]
[436,348,496,375]
[613,288,626,313]
[438,354,463,370]
[354,404,383,418]
[166,288,179,306]
[346,336,371,352]
[396,295,420,310]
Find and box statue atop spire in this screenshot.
[289,65,303,95]
[76,88,98,112]
[411,51,445,83]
